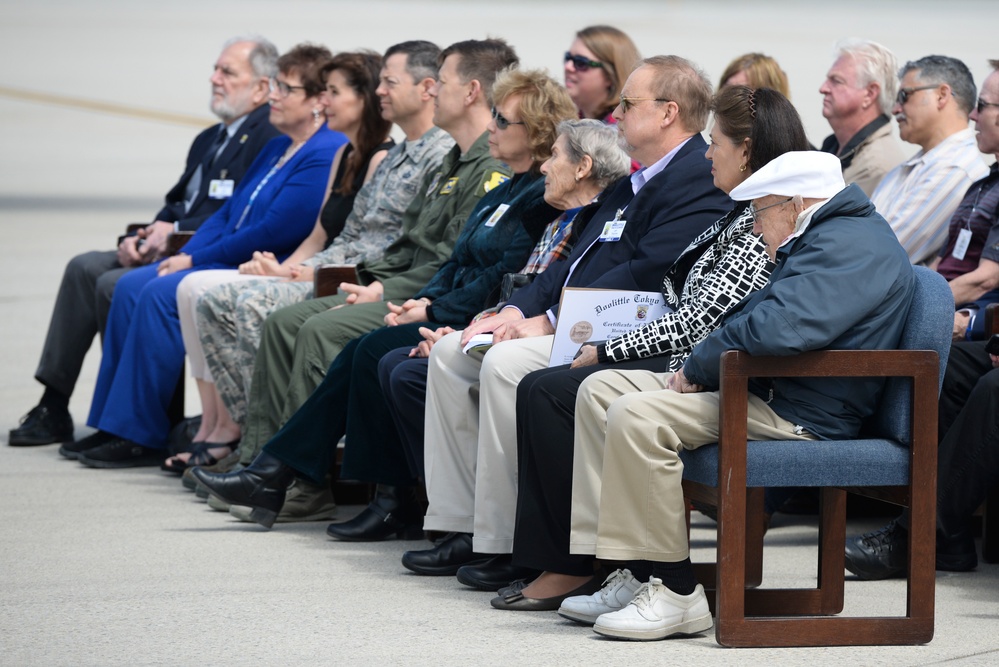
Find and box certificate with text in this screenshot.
[549,288,670,367]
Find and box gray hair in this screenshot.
[833,38,898,116]
[384,40,441,82]
[556,119,631,189]
[223,35,279,79]
[901,55,977,116]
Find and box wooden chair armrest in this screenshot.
[714,348,939,523]
[314,264,359,298]
[117,223,149,247]
[986,302,999,336]
[166,232,194,256]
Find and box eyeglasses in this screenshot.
[270,78,307,98]
[977,98,999,114]
[749,197,794,224]
[491,106,525,130]
[896,84,938,106]
[618,96,670,114]
[564,52,603,72]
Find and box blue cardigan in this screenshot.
[181,125,345,267]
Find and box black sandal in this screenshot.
[160,440,238,474]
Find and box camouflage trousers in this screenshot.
[196,277,313,425]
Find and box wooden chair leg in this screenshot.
[816,487,846,614]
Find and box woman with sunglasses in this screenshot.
[564,26,640,123]
[164,51,395,473]
[190,68,587,529]
[488,86,812,612]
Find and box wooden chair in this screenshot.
[680,266,952,647]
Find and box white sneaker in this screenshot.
[593,578,712,641]
[558,568,642,625]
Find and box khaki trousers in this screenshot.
[571,369,813,562]
[423,332,553,553]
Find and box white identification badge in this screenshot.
[484,203,510,227]
[598,218,626,242]
[208,179,235,199]
[952,228,972,260]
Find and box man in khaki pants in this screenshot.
[564,151,917,641]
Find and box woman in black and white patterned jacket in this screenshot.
[485,86,813,609]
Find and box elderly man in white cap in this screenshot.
[559,151,916,641]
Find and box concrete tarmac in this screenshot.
[1,1,998,664]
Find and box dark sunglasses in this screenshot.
[977,98,999,114]
[564,52,604,72]
[896,84,938,106]
[491,106,525,130]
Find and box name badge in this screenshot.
[952,228,972,260]
[598,218,626,242]
[208,179,235,199]
[485,203,510,227]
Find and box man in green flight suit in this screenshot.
[237,38,519,460]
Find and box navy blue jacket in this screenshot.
[684,184,916,439]
[506,134,729,317]
[158,103,281,231]
[416,171,557,324]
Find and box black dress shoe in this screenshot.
[327,484,424,541]
[935,527,978,572]
[401,532,491,576]
[9,405,74,446]
[190,452,294,529]
[59,430,114,460]
[78,438,165,469]
[456,554,540,591]
[490,574,602,611]
[845,520,907,580]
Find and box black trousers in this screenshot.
[263,323,437,486]
[511,356,667,575]
[35,250,131,397]
[379,349,430,481]
[936,341,999,537]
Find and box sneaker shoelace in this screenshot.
[628,581,656,612]
[598,569,631,602]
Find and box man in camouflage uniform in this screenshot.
[196,41,455,427]
[232,38,519,464]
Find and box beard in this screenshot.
[210,86,257,122]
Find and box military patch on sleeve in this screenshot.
[425,172,442,197]
[483,172,510,193]
[440,177,460,195]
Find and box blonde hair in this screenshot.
[493,67,578,166]
[719,53,790,98]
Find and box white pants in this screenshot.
[423,331,554,553]
[176,270,259,381]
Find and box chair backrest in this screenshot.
[866,266,953,444]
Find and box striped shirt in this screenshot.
[871,128,989,265]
